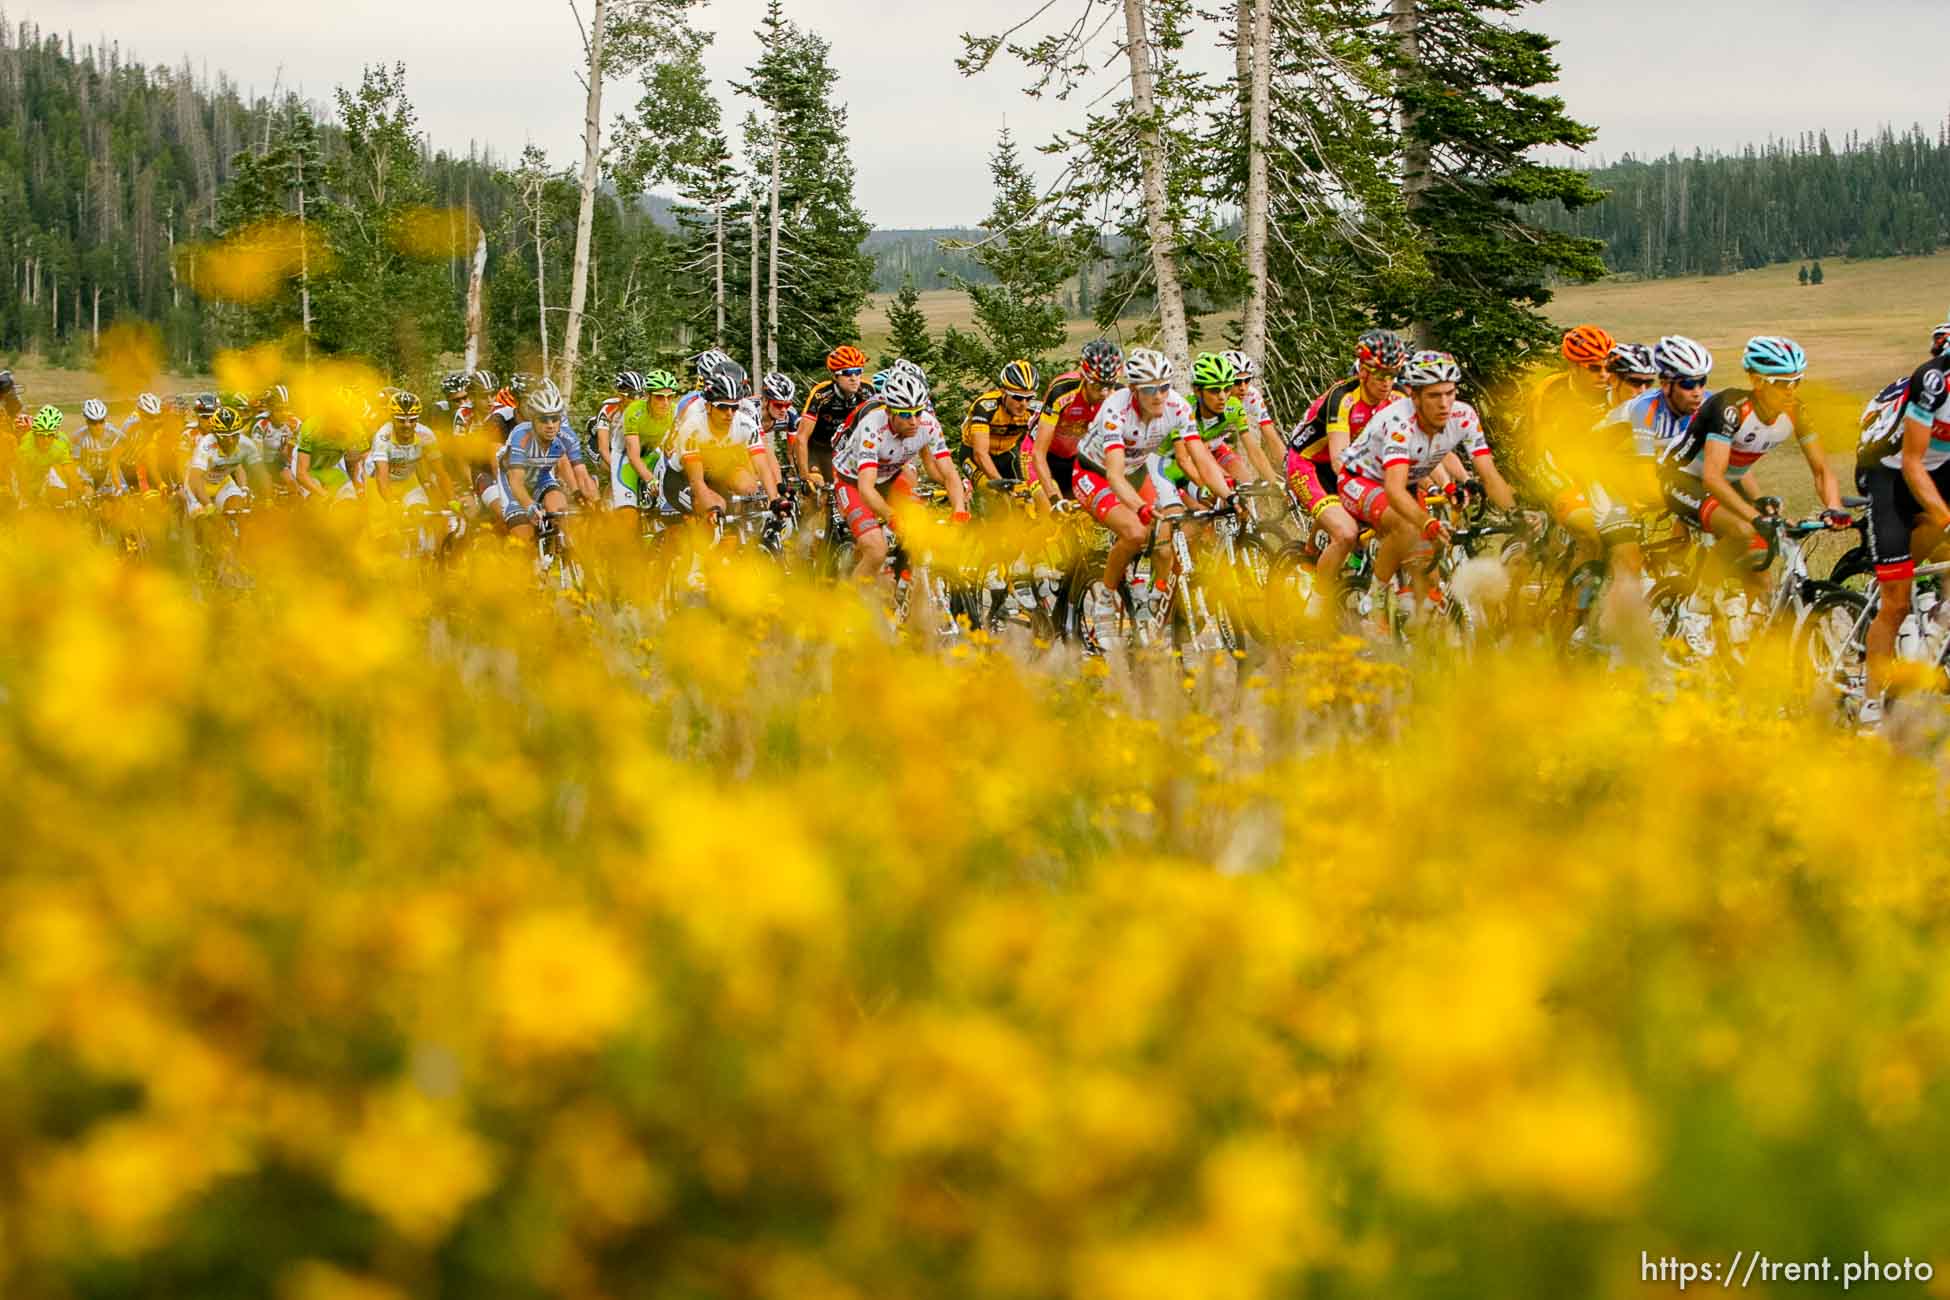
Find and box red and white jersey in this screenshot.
[1342,396,1491,482]
[833,400,951,481]
[1077,386,1200,467]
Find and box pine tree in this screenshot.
[1374,0,1609,382]
[953,128,1081,378]
[1810,259,1825,285]
[733,0,873,375]
[1798,264,1809,286]
[881,277,936,372]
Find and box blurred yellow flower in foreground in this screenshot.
[493,910,646,1059]
[336,1090,497,1244]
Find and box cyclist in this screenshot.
[1289,329,1408,614]
[1188,352,1252,491]
[593,370,644,500]
[497,380,591,542]
[1214,348,1280,484]
[1855,332,1950,724]
[962,358,1040,486]
[1607,343,1659,404]
[119,393,173,492]
[367,391,451,509]
[1655,335,1848,601]
[1339,350,1518,603]
[434,371,468,426]
[293,389,368,505]
[663,363,773,518]
[1523,324,1616,527]
[253,385,302,493]
[613,369,678,512]
[1031,338,1123,510]
[0,369,22,425]
[1074,348,1233,648]
[16,405,81,506]
[184,404,268,517]
[754,372,797,498]
[795,345,870,489]
[830,367,968,581]
[71,400,127,497]
[1605,336,1715,461]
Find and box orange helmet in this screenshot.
[827,345,868,373]
[1560,324,1615,368]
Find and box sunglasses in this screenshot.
[1672,377,1708,391]
[535,415,564,424]
[835,368,864,378]
[1579,363,1606,376]
[886,406,926,420]
[1001,390,1032,401]
[708,400,742,410]
[1134,384,1171,397]
[1759,376,1803,389]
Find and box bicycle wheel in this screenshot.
[1795,588,1868,692]
[1265,543,1318,645]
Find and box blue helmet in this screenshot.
[871,369,891,393]
[1743,336,1806,377]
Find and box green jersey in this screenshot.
[617,398,675,492]
[17,432,73,474]
[295,419,355,486]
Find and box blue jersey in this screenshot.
[1602,388,1707,461]
[496,421,578,499]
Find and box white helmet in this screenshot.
[879,369,930,411]
[137,392,163,417]
[1400,350,1462,388]
[1124,349,1175,385]
[1653,335,1714,382]
[82,399,108,422]
[1221,349,1258,382]
[525,379,567,418]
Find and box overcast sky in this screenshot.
[56,0,1950,227]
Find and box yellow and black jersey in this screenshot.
[799,378,868,453]
[961,388,1037,455]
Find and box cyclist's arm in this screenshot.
[624,434,655,491]
[1030,413,1059,506]
[1902,414,1950,529]
[1102,444,1146,516]
[683,455,723,515]
[854,460,890,520]
[968,421,1002,482]
[368,444,392,500]
[1793,427,1843,512]
[792,414,817,483]
[926,450,967,515]
[1698,439,1755,523]
[1472,449,1517,511]
[1183,437,1232,503]
[1381,461,1426,528]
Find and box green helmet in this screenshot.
[643,369,679,395]
[1191,352,1237,391]
[30,404,63,433]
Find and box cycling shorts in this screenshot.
[1659,474,1722,533]
[1286,452,1340,518]
[1338,473,1392,527]
[834,472,918,540]
[1857,462,1950,583]
[1071,462,1159,522]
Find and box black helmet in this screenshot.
[508,372,538,399]
[0,370,14,394]
[703,361,751,405]
[192,392,220,417]
[615,369,646,395]
[1078,338,1123,384]
[440,371,469,397]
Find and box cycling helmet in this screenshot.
[262,384,291,408]
[1125,349,1175,385]
[468,369,498,396]
[1561,324,1615,368]
[1743,335,1806,377]
[440,371,468,397]
[643,369,679,395]
[1222,349,1258,382]
[615,370,645,395]
[390,391,423,421]
[1934,323,1950,358]
[826,345,868,373]
[525,380,567,418]
[891,358,927,383]
[30,404,63,432]
[879,369,930,412]
[0,370,13,393]
[761,371,796,404]
[999,358,1038,396]
[210,405,247,435]
[82,399,108,423]
[223,391,255,415]
[704,362,752,405]
[508,372,538,399]
[1606,344,1657,379]
[1401,350,1462,388]
[1354,329,1409,369]
[1078,338,1123,384]
[871,370,891,392]
[1653,336,1713,381]
[1191,351,1237,390]
[691,349,734,383]
[136,392,163,418]
[193,392,220,417]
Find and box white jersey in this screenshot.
[1342,396,1490,482]
[1077,386,1200,468]
[832,401,951,481]
[1240,383,1274,429]
[369,422,440,483]
[667,393,762,465]
[72,425,122,481]
[187,433,264,480]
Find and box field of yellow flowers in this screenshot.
[4,505,1950,1300]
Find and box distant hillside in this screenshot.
[864,228,994,293]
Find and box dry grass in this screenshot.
[0,358,215,414]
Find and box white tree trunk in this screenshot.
[1121,0,1190,378]
[1240,0,1272,362]
[713,204,726,346]
[560,0,608,406]
[748,201,760,373]
[295,167,312,361]
[766,126,781,376]
[1390,0,1432,345]
[464,214,487,371]
[534,185,551,372]
[92,284,100,349]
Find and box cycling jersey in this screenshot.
[1657,389,1814,483]
[1600,388,1703,461]
[295,421,358,485]
[833,398,951,482]
[253,414,301,472]
[1528,369,1611,453]
[497,421,577,504]
[1858,355,1950,472]
[1239,383,1275,432]
[799,378,868,454]
[17,432,72,476]
[1293,376,1397,461]
[962,388,1037,457]
[187,433,264,481]
[1037,371,1107,460]
[72,425,122,485]
[1191,395,1250,450]
[667,394,762,467]
[1342,396,1491,483]
[368,422,441,487]
[1079,387,1200,470]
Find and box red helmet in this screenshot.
[826,345,867,373]
[1560,324,1615,368]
